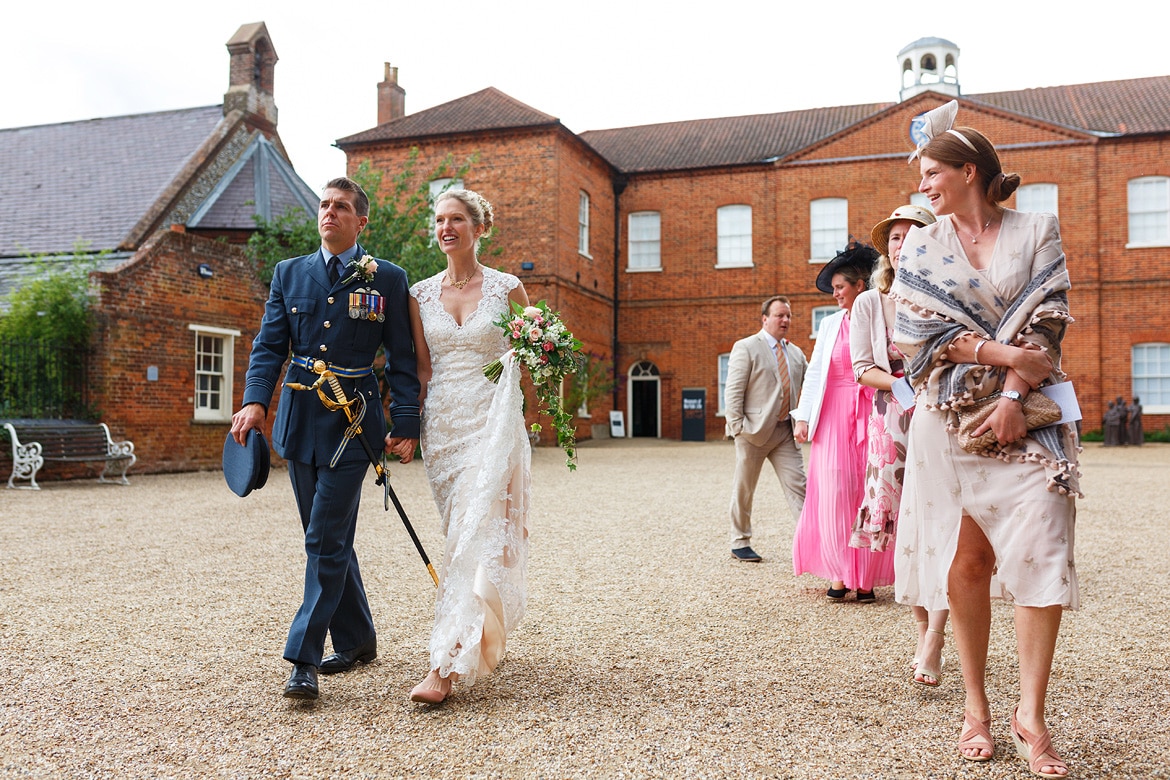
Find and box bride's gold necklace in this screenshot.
[445,265,479,289]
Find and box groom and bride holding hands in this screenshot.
[230,177,530,706]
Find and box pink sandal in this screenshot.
[1011,709,1069,778]
[958,711,994,762]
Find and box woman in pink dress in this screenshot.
[792,242,894,602]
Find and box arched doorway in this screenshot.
[628,360,660,437]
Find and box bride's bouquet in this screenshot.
[483,300,582,470]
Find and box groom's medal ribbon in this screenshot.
[348,288,385,322]
[288,357,438,587]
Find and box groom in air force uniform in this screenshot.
[230,176,421,700]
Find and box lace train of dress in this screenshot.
[412,268,531,686]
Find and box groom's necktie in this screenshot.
[328,255,341,284]
[776,342,792,421]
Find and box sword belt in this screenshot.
[290,354,373,378]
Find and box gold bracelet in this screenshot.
[973,339,989,365]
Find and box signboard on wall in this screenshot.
[681,388,706,442]
[609,410,625,438]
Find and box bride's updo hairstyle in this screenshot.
[920,126,1021,205]
[435,189,495,251]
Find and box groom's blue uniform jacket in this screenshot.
[242,244,421,462]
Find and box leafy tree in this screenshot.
[0,247,99,418]
[565,351,620,422]
[0,249,97,345]
[246,149,480,285]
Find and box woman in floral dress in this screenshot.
[849,205,949,687]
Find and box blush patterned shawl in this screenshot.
[889,210,1080,495]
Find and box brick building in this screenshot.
[0,22,316,476]
[338,38,1170,441]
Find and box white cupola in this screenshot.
[898,37,960,101]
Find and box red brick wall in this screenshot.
[85,229,274,474]
[344,104,1170,441]
[347,128,620,440]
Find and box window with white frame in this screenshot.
[427,178,465,244]
[189,324,239,422]
[1017,183,1059,216]
[429,177,464,203]
[1127,176,1170,246]
[717,353,730,415]
[810,198,848,260]
[910,193,933,211]
[628,211,661,270]
[716,205,752,267]
[1133,343,1170,412]
[578,191,591,256]
[811,305,837,338]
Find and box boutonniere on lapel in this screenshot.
[341,254,377,285]
[345,255,385,322]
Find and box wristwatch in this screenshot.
[1001,390,1024,404]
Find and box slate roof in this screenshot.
[188,135,318,229]
[0,106,225,257]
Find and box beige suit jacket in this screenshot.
[724,331,808,447]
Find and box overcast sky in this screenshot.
[5,1,1166,191]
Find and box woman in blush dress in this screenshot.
[892,100,1078,777]
[792,242,895,603]
[405,189,531,704]
[849,205,949,687]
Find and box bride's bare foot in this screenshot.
[409,669,454,704]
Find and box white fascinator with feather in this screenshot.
[908,100,977,162]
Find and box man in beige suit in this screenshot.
[724,296,808,561]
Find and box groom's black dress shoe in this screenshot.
[319,639,377,675]
[283,663,319,699]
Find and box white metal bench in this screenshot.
[3,421,136,489]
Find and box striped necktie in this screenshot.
[776,341,792,421]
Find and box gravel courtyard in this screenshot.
[1,438,1167,779]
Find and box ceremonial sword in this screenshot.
[289,360,439,587]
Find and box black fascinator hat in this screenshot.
[815,240,880,294]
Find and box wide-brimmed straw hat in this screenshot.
[870,205,936,251]
[815,241,880,294]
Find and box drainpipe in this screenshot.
[611,174,627,412]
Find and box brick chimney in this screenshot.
[224,22,279,130]
[377,63,406,125]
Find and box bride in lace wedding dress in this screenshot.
[406,189,531,704]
